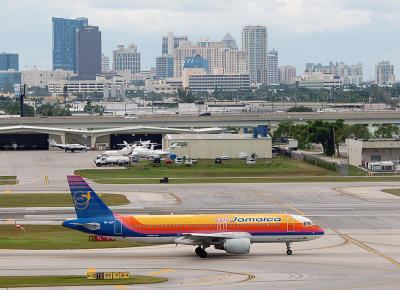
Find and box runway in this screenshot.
[1,181,400,289]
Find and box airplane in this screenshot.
[131,143,179,159]
[62,175,324,258]
[48,139,90,152]
[101,141,136,157]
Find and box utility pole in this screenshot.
[20,84,26,117]
[63,85,68,106]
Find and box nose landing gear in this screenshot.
[286,241,292,255]
[195,246,208,258]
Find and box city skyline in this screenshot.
[1,0,400,79]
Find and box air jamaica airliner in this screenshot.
[62,175,324,258]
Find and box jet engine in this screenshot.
[215,238,251,254]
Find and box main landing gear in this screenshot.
[195,246,208,258]
[286,241,292,255]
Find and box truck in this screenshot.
[95,155,130,167]
[288,138,298,151]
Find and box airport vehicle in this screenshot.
[48,139,89,152]
[246,158,256,164]
[95,155,130,167]
[220,154,230,160]
[288,138,298,151]
[175,157,183,164]
[185,159,192,165]
[131,143,179,159]
[63,175,324,258]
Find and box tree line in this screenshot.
[272,120,398,156]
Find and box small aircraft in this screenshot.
[131,143,179,159]
[48,139,90,152]
[101,141,135,157]
[63,175,324,258]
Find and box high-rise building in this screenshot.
[52,17,88,72]
[221,33,238,50]
[156,55,174,79]
[101,54,110,73]
[162,32,188,55]
[76,25,101,80]
[306,62,363,86]
[113,44,141,75]
[174,42,247,78]
[242,25,268,84]
[279,66,296,85]
[267,50,278,84]
[183,55,209,73]
[0,53,19,71]
[0,70,21,92]
[375,61,395,85]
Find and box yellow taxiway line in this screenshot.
[147,268,175,276]
[4,190,11,194]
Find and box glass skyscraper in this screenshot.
[52,17,88,72]
[0,53,19,71]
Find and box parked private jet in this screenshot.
[63,175,324,258]
[131,143,179,159]
[48,139,90,152]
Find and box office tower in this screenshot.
[156,55,174,79]
[101,54,110,73]
[162,32,188,55]
[336,63,363,86]
[76,25,101,80]
[112,44,141,74]
[279,66,296,85]
[0,71,21,92]
[375,61,395,85]
[221,33,238,50]
[174,42,247,78]
[0,53,19,71]
[52,17,88,72]
[267,50,278,84]
[242,25,268,84]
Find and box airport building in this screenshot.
[164,134,272,159]
[347,139,400,167]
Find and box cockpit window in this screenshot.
[303,221,313,226]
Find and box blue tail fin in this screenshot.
[67,175,113,218]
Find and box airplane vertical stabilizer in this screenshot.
[67,175,113,218]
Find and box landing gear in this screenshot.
[195,246,208,258]
[286,241,293,255]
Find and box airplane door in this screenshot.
[114,218,122,235]
[287,216,295,232]
[217,222,227,231]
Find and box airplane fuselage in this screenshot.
[63,213,324,244]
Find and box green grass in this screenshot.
[0,193,130,207]
[0,275,167,287]
[92,176,400,184]
[0,176,17,185]
[0,176,16,180]
[0,225,148,250]
[76,158,340,180]
[381,189,400,197]
[348,165,368,176]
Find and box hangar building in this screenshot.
[164,134,272,159]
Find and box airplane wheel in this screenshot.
[286,250,292,255]
[199,249,207,258]
[195,246,202,257]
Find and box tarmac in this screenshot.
[0,151,399,289]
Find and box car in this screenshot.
[124,114,137,119]
[220,154,230,160]
[166,159,173,164]
[185,159,192,165]
[153,157,161,164]
[175,157,183,164]
[246,158,256,164]
[198,112,211,116]
[191,158,198,164]
[215,157,222,164]
[132,157,139,163]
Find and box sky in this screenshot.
[1,0,400,80]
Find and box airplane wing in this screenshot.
[178,232,251,245]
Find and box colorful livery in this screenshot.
[62,175,324,258]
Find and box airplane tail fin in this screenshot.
[48,139,56,146]
[167,143,179,152]
[67,175,114,219]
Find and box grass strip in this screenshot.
[0,193,129,207]
[381,189,400,197]
[76,158,340,179]
[0,225,148,250]
[0,176,16,180]
[93,176,400,184]
[0,180,17,185]
[0,275,167,287]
